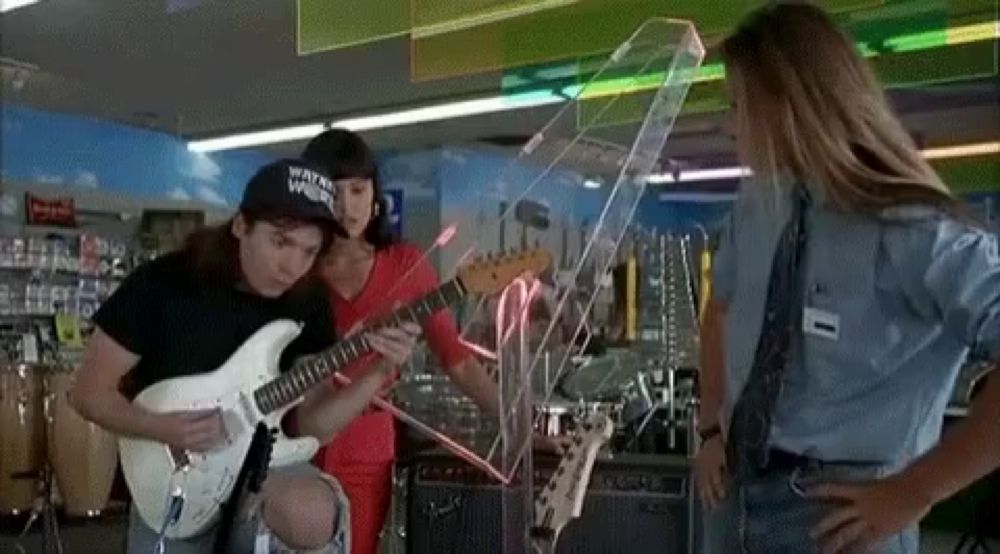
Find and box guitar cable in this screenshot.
[152,486,185,554]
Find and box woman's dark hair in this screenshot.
[179,207,338,295]
[301,128,397,249]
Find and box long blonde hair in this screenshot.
[721,2,958,215]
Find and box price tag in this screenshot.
[55,312,84,347]
[22,333,39,363]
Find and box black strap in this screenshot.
[213,423,275,553]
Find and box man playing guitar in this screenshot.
[70,158,421,553]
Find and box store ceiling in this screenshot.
[1,0,997,166]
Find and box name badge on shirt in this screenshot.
[803,306,840,341]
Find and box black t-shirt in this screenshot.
[94,251,336,399]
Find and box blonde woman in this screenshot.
[693,3,1000,553]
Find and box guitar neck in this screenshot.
[253,278,466,415]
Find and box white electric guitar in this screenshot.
[119,249,551,539]
[531,412,614,554]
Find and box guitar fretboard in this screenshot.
[254,279,466,414]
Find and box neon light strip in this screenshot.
[647,141,1000,184]
[188,91,562,152]
[885,21,1000,52]
[189,21,998,151]
[922,140,1000,160]
[0,0,40,13]
[566,21,999,101]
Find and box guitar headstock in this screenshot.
[532,412,614,544]
[457,248,552,295]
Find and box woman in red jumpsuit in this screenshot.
[302,129,501,554]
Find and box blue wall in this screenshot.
[636,192,734,234]
[434,146,615,271]
[1,104,273,208]
[4,102,993,235]
[636,185,998,235]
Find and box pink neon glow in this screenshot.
[497,279,525,345]
[459,275,541,363]
[525,279,542,325]
[496,276,540,347]
[435,223,458,246]
[329,273,541,484]
[491,275,541,479]
[331,371,509,484]
[459,337,498,361]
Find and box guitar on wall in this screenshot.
[119,249,552,539]
[531,412,614,554]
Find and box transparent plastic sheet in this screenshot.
[296,0,580,54]
[409,0,580,39]
[366,20,705,512]
[486,18,704,478]
[297,0,410,54]
[496,278,535,552]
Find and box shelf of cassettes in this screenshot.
[0,264,125,279]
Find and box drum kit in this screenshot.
[0,362,119,549]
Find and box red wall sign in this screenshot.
[25,193,77,227]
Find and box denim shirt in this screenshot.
[714,182,1000,468]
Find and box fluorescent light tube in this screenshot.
[921,141,1000,160]
[187,123,327,153]
[1,0,40,13]
[188,92,562,152]
[332,92,562,132]
[645,166,751,184]
[644,142,999,185]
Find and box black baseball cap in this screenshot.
[240,159,346,236]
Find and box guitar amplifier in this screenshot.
[403,453,700,554]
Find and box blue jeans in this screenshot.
[127,463,350,554]
[702,461,918,554]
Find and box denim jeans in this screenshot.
[702,461,918,554]
[127,463,350,554]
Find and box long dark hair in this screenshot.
[179,208,338,294]
[301,128,397,249]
